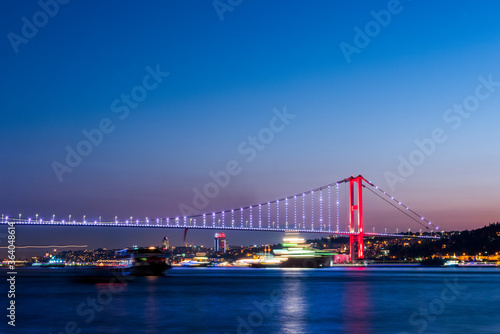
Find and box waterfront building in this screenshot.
[214,233,227,253]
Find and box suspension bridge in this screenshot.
[0,175,440,261]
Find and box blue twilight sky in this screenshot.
[1,0,500,256]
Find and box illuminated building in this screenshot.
[214,233,227,253]
[162,237,169,250]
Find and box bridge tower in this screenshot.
[348,175,364,262]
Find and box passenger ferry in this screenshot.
[178,257,212,267]
[443,260,459,267]
[114,247,172,276]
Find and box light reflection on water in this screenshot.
[145,278,159,333]
[2,267,500,334]
[343,281,372,334]
[280,274,306,334]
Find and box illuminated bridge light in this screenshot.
[293,196,297,229]
[311,191,314,230]
[302,193,306,229]
[285,197,289,229]
[268,202,271,229]
[258,204,262,228]
[276,200,280,229]
[249,206,253,228]
[231,209,234,228]
[240,208,243,228]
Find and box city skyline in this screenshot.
[2,1,500,252]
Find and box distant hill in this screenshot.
[390,222,500,258]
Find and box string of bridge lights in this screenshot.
[1,185,342,232]
[1,176,438,234]
[363,179,439,231]
[3,183,331,230]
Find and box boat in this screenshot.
[32,257,66,268]
[272,234,335,268]
[250,258,285,268]
[70,246,171,283]
[114,247,172,276]
[179,257,212,267]
[444,260,459,267]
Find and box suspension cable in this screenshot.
[362,185,430,230]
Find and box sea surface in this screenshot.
[1,266,500,334]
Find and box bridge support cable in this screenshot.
[163,176,361,234]
[294,196,297,229]
[302,193,306,230]
[362,185,436,232]
[285,198,289,229]
[320,189,323,231]
[276,200,280,229]
[361,178,439,232]
[311,191,314,231]
[258,204,262,229]
[249,205,253,227]
[328,186,331,231]
[267,202,270,229]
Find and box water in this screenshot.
[2,266,500,334]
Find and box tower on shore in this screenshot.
[162,237,169,250]
[214,233,227,253]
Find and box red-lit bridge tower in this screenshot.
[348,175,364,262]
